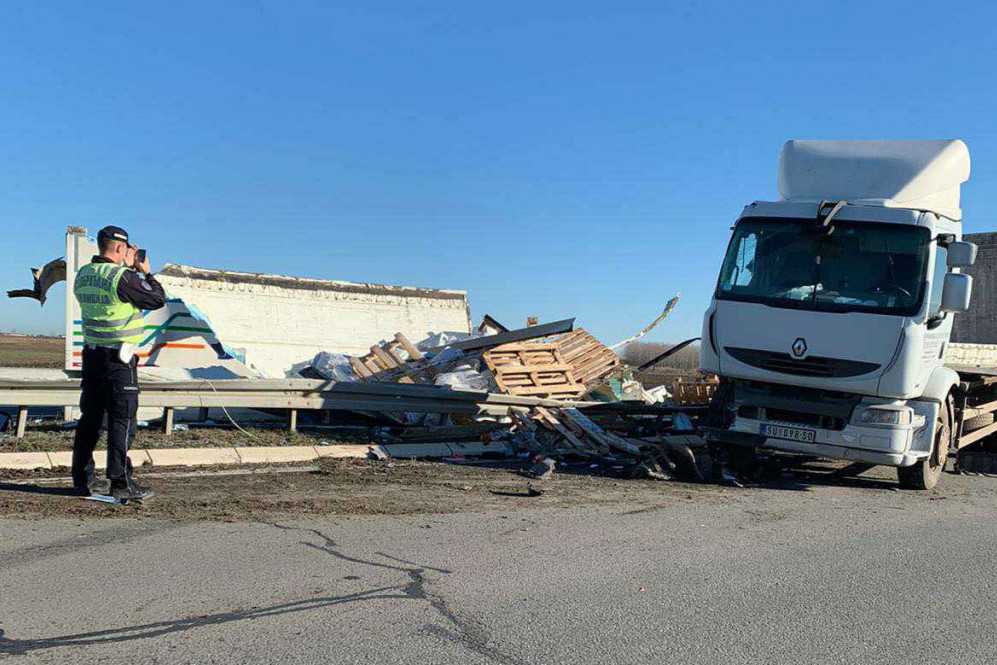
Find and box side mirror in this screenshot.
[940,273,973,314]
[947,241,978,268]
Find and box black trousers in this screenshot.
[72,345,139,489]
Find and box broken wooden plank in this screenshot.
[508,407,537,432]
[534,407,594,452]
[370,344,401,370]
[560,408,643,455]
[15,406,27,438]
[350,357,374,379]
[394,333,424,360]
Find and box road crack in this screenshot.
[268,523,526,665]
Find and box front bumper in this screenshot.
[729,414,931,467]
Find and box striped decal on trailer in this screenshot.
[71,314,213,366]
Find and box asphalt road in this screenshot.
[2,475,997,664]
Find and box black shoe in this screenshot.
[111,482,155,502]
[72,486,91,497]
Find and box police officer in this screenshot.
[72,226,166,499]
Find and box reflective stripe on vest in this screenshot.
[73,263,145,346]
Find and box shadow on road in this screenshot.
[743,458,916,492]
[0,482,81,498]
[0,585,401,656]
[0,526,438,658]
[0,523,525,664]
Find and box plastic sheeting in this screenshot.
[434,364,492,391]
[310,351,359,382]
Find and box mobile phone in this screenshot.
[136,249,147,263]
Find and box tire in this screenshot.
[897,401,951,490]
[963,412,995,432]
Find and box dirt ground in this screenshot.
[0,457,730,521]
[0,455,992,523]
[0,334,63,368]
[0,421,367,453]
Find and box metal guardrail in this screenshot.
[0,378,593,438]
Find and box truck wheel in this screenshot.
[897,402,951,490]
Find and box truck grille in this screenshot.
[725,347,880,378]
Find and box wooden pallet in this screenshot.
[669,376,718,405]
[552,329,621,387]
[349,333,435,384]
[483,343,586,399]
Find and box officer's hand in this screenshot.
[137,254,151,275]
[124,245,137,268]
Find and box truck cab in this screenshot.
[701,140,977,489]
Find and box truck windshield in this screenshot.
[716,217,931,315]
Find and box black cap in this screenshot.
[97,226,129,244]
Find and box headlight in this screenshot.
[860,407,912,426]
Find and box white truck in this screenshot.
[701,140,997,489]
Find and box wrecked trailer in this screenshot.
[9,226,473,380]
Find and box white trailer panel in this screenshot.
[64,228,471,378]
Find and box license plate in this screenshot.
[761,424,816,443]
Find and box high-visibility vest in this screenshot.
[73,262,145,346]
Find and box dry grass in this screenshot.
[0,421,368,453]
[0,334,64,368]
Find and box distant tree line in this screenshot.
[619,341,700,371]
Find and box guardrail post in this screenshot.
[288,409,298,433]
[198,407,210,423]
[163,407,175,436]
[15,407,27,438]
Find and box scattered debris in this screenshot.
[293,307,717,483]
[6,258,67,305]
[609,294,680,350]
[526,457,556,481]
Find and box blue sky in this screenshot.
[2,1,995,345]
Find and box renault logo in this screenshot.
[792,338,807,358]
